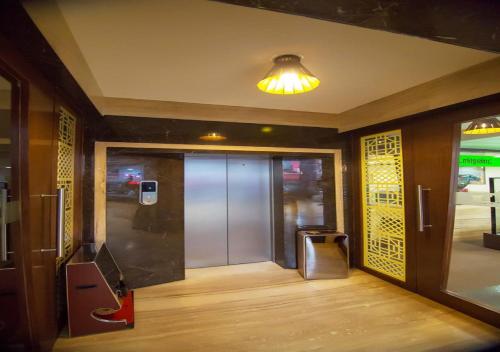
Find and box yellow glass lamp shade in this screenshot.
[257,54,320,95]
[199,132,227,141]
[463,117,500,135]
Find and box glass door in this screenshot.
[0,69,24,349]
[445,115,500,313]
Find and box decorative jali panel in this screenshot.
[361,130,406,281]
[57,107,76,262]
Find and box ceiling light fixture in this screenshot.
[463,117,500,135]
[257,54,320,95]
[199,132,227,142]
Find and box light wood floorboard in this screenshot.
[55,262,500,352]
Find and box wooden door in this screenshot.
[410,116,454,297]
[355,95,500,327]
[410,106,500,327]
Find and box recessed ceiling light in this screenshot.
[199,132,227,141]
[257,54,320,95]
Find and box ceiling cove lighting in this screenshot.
[463,117,500,135]
[257,54,320,95]
[199,132,227,141]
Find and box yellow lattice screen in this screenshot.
[57,107,76,263]
[361,130,406,281]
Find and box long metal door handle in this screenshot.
[417,185,432,232]
[1,189,7,261]
[56,188,65,258]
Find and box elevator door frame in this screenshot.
[94,143,345,251]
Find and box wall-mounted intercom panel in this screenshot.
[139,180,158,205]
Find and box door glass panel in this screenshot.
[360,130,406,282]
[283,159,325,225]
[446,115,500,312]
[0,74,23,346]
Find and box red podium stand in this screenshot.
[66,243,134,337]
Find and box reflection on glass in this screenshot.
[447,115,500,312]
[106,150,184,288]
[283,159,325,226]
[0,74,20,345]
[282,157,336,268]
[106,163,144,200]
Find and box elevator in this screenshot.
[105,147,338,288]
[184,154,272,268]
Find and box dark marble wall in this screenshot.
[105,149,185,288]
[95,115,343,148]
[84,116,353,266]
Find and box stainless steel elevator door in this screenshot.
[184,155,228,268]
[227,156,272,264]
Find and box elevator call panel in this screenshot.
[139,181,158,205]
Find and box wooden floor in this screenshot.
[55,262,500,352]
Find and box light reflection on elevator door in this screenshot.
[184,154,272,268]
[228,156,272,265]
[184,155,228,268]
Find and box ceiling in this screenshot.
[24,0,499,129]
[215,0,500,53]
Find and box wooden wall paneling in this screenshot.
[27,78,59,351]
[0,0,102,247]
[0,3,99,348]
